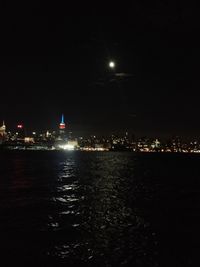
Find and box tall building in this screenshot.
[0,121,6,144]
[16,124,25,141]
[0,121,6,137]
[59,114,66,140]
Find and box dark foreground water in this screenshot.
[0,151,200,266]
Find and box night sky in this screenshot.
[0,3,200,138]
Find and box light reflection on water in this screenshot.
[2,152,189,266]
[2,151,200,266]
[44,153,158,266]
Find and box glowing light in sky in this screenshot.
[109,61,115,68]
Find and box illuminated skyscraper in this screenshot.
[0,121,6,137]
[16,124,25,142]
[59,114,65,130]
[59,114,66,139]
[0,121,6,144]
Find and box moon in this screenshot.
[109,61,115,68]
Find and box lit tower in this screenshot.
[17,124,25,141]
[59,114,66,139]
[0,121,6,144]
[0,121,6,137]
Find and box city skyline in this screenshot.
[1,113,200,140]
[1,114,200,143]
[2,115,200,153]
[1,3,200,138]
[1,4,200,267]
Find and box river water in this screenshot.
[0,151,200,266]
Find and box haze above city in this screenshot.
[0,3,200,138]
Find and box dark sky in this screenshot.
[0,3,200,138]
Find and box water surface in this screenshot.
[0,151,200,266]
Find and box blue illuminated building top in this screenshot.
[61,114,64,124]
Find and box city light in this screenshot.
[58,144,75,151]
[2,117,200,153]
[59,114,66,130]
[59,123,65,129]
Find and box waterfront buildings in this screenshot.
[1,116,200,153]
